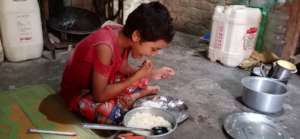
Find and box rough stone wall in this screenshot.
[124,0,235,35]
[65,0,236,35]
[123,0,157,23]
[161,0,235,35]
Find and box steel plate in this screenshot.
[223,112,290,139]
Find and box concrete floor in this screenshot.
[0,32,300,139]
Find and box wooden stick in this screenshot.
[282,0,300,60]
[28,128,77,136]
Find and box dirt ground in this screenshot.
[1,32,300,139]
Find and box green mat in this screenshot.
[0,84,104,139]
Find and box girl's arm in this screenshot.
[93,72,139,102]
[119,60,139,76]
[119,60,176,80]
[92,45,153,102]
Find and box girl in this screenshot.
[60,1,175,124]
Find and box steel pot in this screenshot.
[241,77,288,114]
[268,60,297,83]
[123,107,177,139]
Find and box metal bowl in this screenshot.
[123,107,177,139]
[224,112,290,139]
[241,77,288,114]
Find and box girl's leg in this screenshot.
[73,94,121,124]
[72,79,158,125]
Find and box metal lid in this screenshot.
[276,60,297,71]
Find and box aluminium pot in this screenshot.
[241,77,288,114]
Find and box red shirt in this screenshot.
[59,25,129,107]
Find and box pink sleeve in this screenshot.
[94,58,113,77]
[83,28,116,77]
[92,40,115,77]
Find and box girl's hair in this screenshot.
[122,2,174,43]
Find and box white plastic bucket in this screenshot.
[0,0,44,62]
[209,5,262,67]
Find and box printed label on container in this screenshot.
[243,27,257,50]
[16,14,33,43]
[213,25,224,49]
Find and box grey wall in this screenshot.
[124,0,236,35]
[63,0,235,35]
[160,0,233,35]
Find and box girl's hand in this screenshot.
[151,67,175,80]
[133,60,153,80]
[125,85,160,107]
[142,85,160,96]
[132,85,160,100]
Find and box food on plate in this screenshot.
[127,112,172,135]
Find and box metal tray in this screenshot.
[133,95,189,124]
[223,112,290,139]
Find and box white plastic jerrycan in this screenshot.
[0,0,44,62]
[209,5,262,67]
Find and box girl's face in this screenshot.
[130,31,168,59]
[131,40,167,59]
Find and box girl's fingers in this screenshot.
[143,60,153,71]
[164,67,175,75]
[161,74,168,79]
[143,60,152,66]
[144,86,159,93]
[168,69,175,75]
[150,86,160,92]
[159,67,175,79]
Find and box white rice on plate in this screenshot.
[127,112,172,136]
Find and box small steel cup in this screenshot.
[268,60,297,84]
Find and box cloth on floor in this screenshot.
[239,51,279,70]
[115,133,145,139]
[0,84,102,139]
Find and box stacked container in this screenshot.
[209,5,262,67]
[0,0,43,62]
